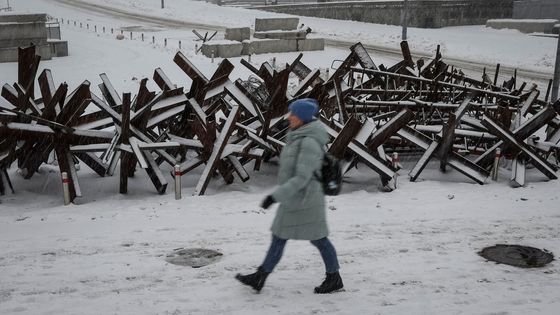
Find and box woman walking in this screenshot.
[235,98,343,294]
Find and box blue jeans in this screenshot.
[260,234,340,273]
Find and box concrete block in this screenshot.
[46,24,61,40]
[0,22,47,44]
[0,38,48,49]
[0,44,52,63]
[255,18,299,32]
[49,40,68,57]
[247,39,298,55]
[254,30,307,40]
[486,19,559,33]
[297,38,325,52]
[201,41,244,58]
[0,13,47,23]
[241,41,251,55]
[225,27,250,42]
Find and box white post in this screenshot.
[491,148,501,181]
[211,51,215,63]
[401,0,409,41]
[272,57,276,70]
[174,165,181,200]
[195,44,198,54]
[392,152,399,189]
[552,31,560,102]
[61,172,71,205]
[325,68,330,81]
[392,152,400,169]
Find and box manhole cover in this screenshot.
[478,244,554,268]
[165,248,223,268]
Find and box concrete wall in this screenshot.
[513,0,560,19]
[252,0,514,28]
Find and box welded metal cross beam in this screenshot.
[481,115,557,181]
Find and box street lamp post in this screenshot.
[402,0,409,41]
[552,31,560,102]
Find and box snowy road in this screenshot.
[51,0,554,88]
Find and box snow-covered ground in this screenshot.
[1,161,559,315]
[1,1,560,314]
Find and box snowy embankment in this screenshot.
[1,1,559,314]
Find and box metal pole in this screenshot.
[61,172,71,205]
[161,0,164,9]
[552,32,560,102]
[401,0,409,41]
[174,165,181,200]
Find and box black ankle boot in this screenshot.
[314,271,344,294]
[235,267,269,292]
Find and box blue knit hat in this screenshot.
[288,98,319,123]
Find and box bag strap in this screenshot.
[294,136,324,182]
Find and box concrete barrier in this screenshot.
[49,40,68,57]
[254,30,307,40]
[0,22,48,46]
[297,38,324,51]
[46,24,61,40]
[0,13,68,62]
[201,41,244,58]
[225,27,250,42]
[255,18,299,32]
[486,19,559,33]
[0,13,46,23]
[246,38,298,55]
[0,44,52,63]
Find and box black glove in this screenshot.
[261,195,276,209]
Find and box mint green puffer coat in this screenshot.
[270,120,330,240]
